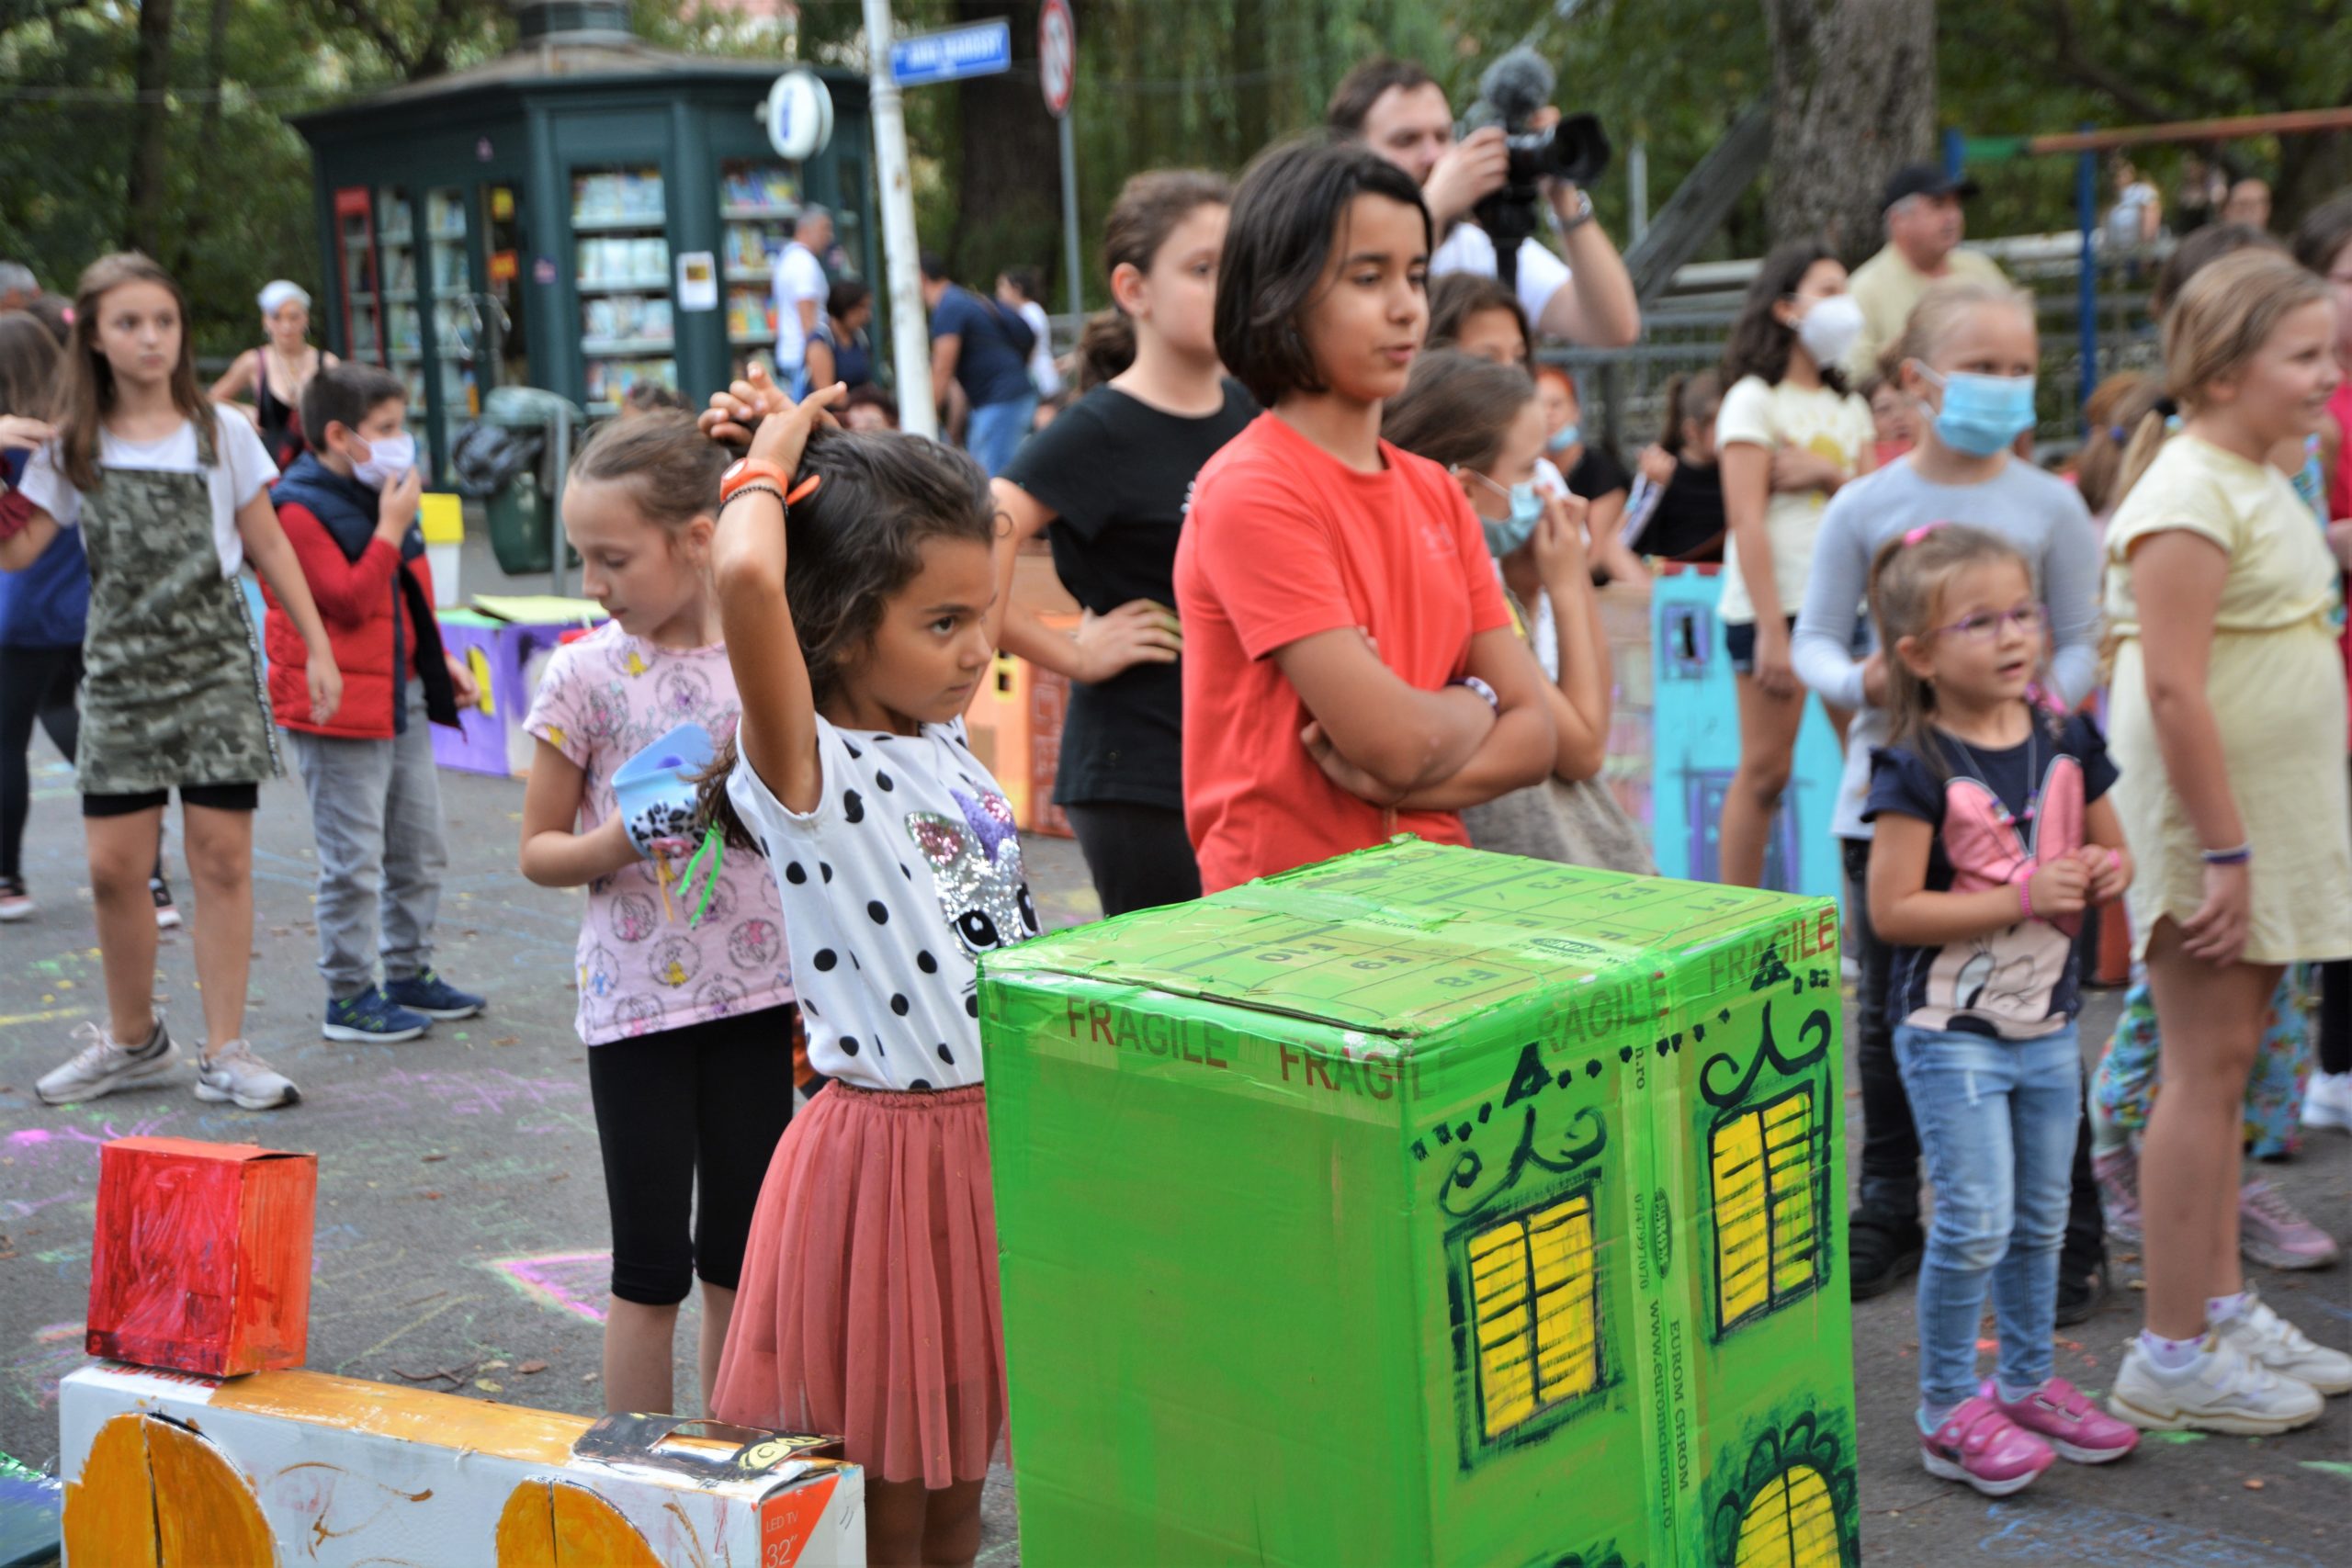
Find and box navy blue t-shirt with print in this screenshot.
[1864,711,2117,1041]
[929,285,1036,408]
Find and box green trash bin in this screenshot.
[479,387,585,578]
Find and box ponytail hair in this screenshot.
[1074,310,1136,393]
[1078,168,1233,391]
[2073,371,2164,519]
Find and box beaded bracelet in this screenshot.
[2018,877,2034,921]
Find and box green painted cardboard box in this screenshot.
[982,840,1859,1568]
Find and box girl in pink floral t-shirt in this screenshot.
[519,411,795,1421]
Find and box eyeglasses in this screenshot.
[1936,604,2044,642]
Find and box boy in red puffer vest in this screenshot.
[263,364,487,1043]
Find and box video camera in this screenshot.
[1459,47,1611,293]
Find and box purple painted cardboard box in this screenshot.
[432,610,512,775]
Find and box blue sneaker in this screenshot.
[385,969,486,1021]
[322,987,431,1043]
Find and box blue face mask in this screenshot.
[1916,364,2036,457]
[1467,470,1545,557]
[1546,422,1581,454]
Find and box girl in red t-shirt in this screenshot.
[1172,139,1556,892]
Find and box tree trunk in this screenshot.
[174,0,232,272]
[1760,0,1935,263]
[950,0,1062,293]
[125,0,177,259]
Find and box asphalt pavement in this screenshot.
[0,734,2343,1565]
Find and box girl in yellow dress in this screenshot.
[2102,250,2352,1435]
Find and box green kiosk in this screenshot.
[293,0,876,484]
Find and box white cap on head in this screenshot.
[257,280,311,314]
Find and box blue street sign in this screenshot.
[890,20,1012,88]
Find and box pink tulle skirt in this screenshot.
[711,1081,1006,1488]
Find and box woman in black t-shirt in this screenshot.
[994,170,1250,917]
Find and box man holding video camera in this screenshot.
[1329,56,1640,348]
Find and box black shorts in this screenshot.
[1723,615,1799,676]
[586,1002,798,1305]
[83,782,261,818]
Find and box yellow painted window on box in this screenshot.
[1467,1192,1599,1439]
[1711,1088,1819,1331]
[1733,1462,1842,1567]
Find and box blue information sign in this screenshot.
[889,20,1012,87]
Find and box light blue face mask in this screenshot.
[1465,468,1544,556]
[1914,363,2037,457]
[1546,422,1582,454]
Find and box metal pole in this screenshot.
[2076,135,2098,412]
[550,404,572,598]
[862,0,937,437]
[1058,113,1082,324]
[1628,141,1648,245]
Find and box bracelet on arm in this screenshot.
[718,482,785,515]
[1451,675,1500,713]
[2018,876,2034,922]
[2199,842,2253,866]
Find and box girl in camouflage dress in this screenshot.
[3,254,343,1111]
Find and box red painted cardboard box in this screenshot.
[85,1136,317,1377]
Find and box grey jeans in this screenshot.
[286,690,448,999]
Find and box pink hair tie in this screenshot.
[1902,521,1948,547]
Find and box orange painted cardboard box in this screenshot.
[60,1362,864,1565]
[85,1136,316,1378]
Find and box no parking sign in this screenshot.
[1039,0,1074,118]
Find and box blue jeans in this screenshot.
[965,393,1037,478]
[1894,1021,2081,1411]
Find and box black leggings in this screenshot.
[0,644,82,883]
[2321,961,2351,1076]
[586,1003,797,1305]
[1063,800,1202,919]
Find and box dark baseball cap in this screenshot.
[1883,163,1980,210]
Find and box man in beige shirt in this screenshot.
[1845,164,2008,379]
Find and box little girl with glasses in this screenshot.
[1864,523,2143,1495]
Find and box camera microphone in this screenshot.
[1470,47,1555,133]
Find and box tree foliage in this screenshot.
[2,0,2340,365]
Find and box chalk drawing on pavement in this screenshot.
[484,1251,611,1325]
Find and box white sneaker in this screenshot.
[193,1041,300,1111]
[2304,1070,2352,1134]
[2219,1292,2352,1395]
[35,1019,179,1105]
[2109,1334,2323,1435]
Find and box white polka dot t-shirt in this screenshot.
[726,715,1039,1091]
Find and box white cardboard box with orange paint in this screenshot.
[59,1361,864,1565]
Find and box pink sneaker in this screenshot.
[2238,1178,2341,1270]
[1919,1396,2055,1497]
[1985,1377,2141,1463]
[2093,1145,2142,1248]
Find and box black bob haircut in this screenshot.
[300,361,406,444]
[1214,136,1432,410]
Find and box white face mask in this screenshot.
[1794,294,1865,367]
[351,430,416,492]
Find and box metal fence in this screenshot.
[1550,231,2171,462]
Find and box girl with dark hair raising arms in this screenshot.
[992,170,1250,915]
[1174,138,1555,892]
[691,371,1039,1568]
